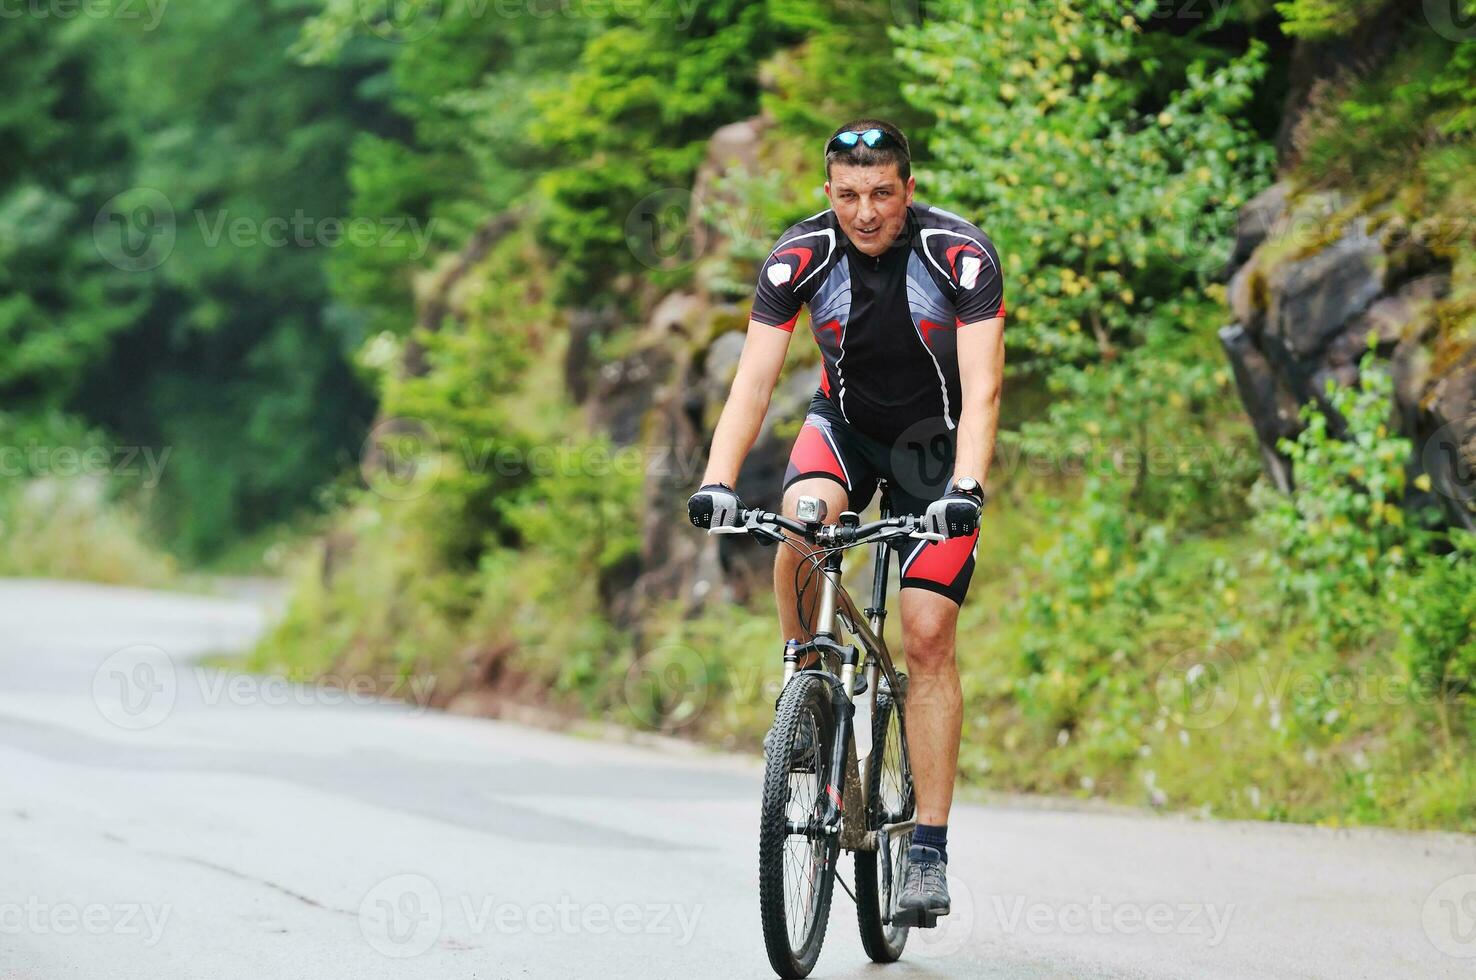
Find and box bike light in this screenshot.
[796,496,827,524]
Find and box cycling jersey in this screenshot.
[750,202,1006,446]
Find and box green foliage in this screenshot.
[1273,0,1388,38]
[1397,533,1476,700]
[0,1,381,558]
[0,412,176,585]
[530,0,798,301]
[0,18,147,408]
[897,0,1274,374]
[1295,17,1476,192]
[1253,351,1440,648]
[760,0,926,141]
[895,1,1270,739]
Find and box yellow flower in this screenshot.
[1157,111,1174,127]
[1415,473,1433,492]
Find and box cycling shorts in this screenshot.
[782,391,979,605]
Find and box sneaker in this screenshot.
[766,721,820,773]
[898,844,950,916]
[788,723,819,773]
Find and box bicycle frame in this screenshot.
[780,482,914,853]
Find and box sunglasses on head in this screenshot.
[825,128,896,154]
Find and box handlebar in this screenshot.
[709,507,945,547]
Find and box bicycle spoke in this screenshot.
[779,706,829,952]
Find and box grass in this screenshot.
[0,477,177,587]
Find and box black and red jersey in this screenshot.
[750,202,1005,445]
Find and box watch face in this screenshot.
[955,477,979,494]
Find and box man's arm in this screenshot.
[951,317,1005,489]
[700,319,794,487]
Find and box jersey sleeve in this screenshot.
[954,235,1006,325]
[750,235,805,331]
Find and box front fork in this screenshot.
[779,545,883,838]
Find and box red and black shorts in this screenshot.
[782,391,979,606]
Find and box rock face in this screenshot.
[1220,182,1476,531]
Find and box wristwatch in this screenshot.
[951,476,982,500]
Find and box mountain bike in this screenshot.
[711,481,941,979]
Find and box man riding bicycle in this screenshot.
[688,119,1006,921]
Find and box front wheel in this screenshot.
[855,684,914,962]
[759,673,839,979]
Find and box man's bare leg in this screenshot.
[899,587,963,828]
[773,478,850,665]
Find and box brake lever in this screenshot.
[710,514,786,544]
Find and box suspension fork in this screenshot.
[804,547,856,834]
[857,491,893,793]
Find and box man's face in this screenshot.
[825,163,915,257]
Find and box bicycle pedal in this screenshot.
[890,907,947,929]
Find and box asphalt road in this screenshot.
[1,578,1473,979]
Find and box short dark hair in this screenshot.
[824,119,911,182]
